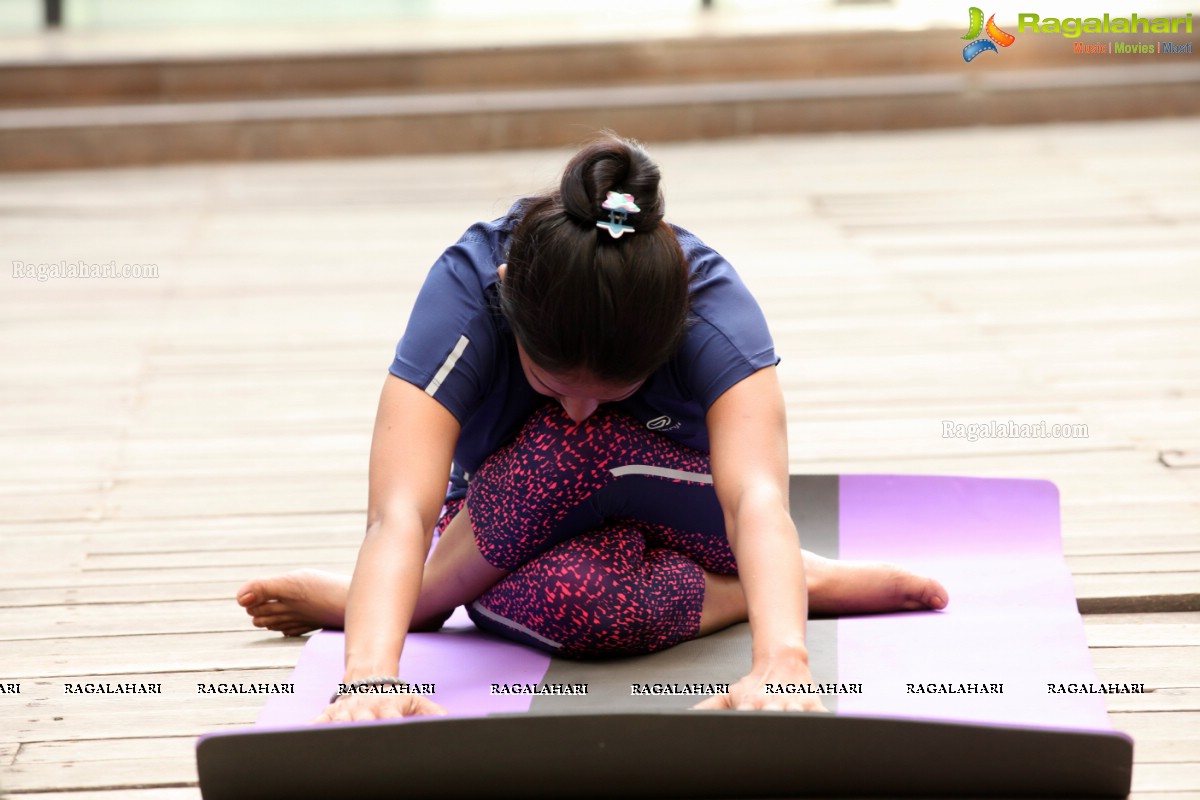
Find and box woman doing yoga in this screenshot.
[237,134,948,722]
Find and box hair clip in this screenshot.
[596,191,640,239]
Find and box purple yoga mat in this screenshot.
[256,607,552,727]
[201,474,1131,800]
[255,475,1112,734]
[836,475,1112,732]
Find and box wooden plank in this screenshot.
[0,512,364,539]
[2,707,259,746]
[3,669,293,743]
[1083,614,1200,713]
[1074,575,1200,614]
[1104,688,1200,714]
[8,707,254,746]
[0,581,254,608]
[0,631,308,679]
[1109,713,1200,766]
[1083,613,1200,647]
[5,736,197,792]
[1064,535,1200,557]
[0,599,268,641]
[1091,647,1200,688]
[83,546,358,571]
[0,543,357,581]
[4,667,295,693]
[0,562,356,591]
[1068,553,1200,575]
[1131,763,1200,794]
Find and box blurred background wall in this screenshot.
[1,0,1197,170]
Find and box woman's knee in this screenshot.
[467,403,716,569]
[467,527,706,658]
[466,405,636,568]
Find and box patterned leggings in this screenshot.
[456,403,737,658]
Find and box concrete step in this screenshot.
[0,28,1166,108]
[3,63,1198,171]
[2,26,1198,171]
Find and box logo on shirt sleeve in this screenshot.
[646,415,681,432]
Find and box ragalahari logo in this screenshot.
[962,7,1016,61]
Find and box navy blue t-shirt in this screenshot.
[389,209,778,501]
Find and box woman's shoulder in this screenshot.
[670,225,760,313]
[671,224,715,263]
[672,224,746,289]
[456,203,523,247]
[667,224,776,399]
[435,211,518,287]
[414,209,524,324]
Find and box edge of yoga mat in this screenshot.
[196,711,1133,800]
[834,475,1117,732]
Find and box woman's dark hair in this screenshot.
[499,134,689,385]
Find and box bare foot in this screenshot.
[236,569,350,637]
[803,553,948,616]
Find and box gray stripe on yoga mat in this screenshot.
[531,474,838,713]
[790,473,839,559]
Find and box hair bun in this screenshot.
[559,134,664,232]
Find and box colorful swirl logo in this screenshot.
[962,7,1016,62]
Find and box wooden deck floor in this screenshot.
[1,118,1198,798]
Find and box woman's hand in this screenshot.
[313,692,448,724]
[693,675,828,713]
[693,650,828,713]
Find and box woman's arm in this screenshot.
[315,374,461,722]
[696,365,825,712]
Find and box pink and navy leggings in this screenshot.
[450,403,737,659]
